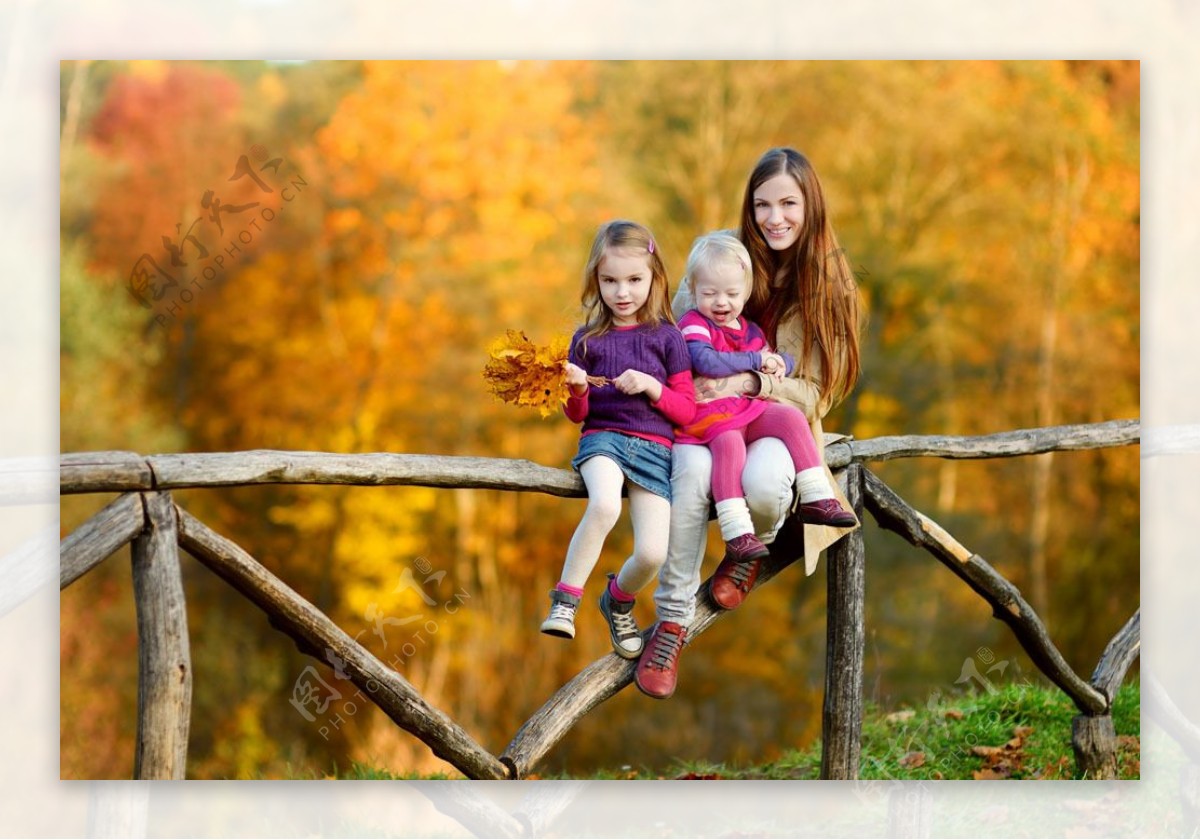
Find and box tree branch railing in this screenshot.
[58,419,1139,496]
[58,419,1140,780]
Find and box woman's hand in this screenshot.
[694,373,760,401]
[564,362,589,396]
[613,369,663,402]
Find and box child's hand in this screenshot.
[760,353,786,381]
[564,362,589,395]
[613,369,663,402]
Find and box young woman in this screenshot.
[637,148,864,699]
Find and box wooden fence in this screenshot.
[59,418,1140,780]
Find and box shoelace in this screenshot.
[548,602,575,622]
[608,607,639,640]
[726,557,758,590]
[646,627,685,670]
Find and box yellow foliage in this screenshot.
[482,330,572,418]
[256,72,287,107]
[127,59,167,83]
[336,487,440,618]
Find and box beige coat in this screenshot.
[671,285,858,575]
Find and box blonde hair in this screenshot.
[577,220,674,357]
[684,231,753,299]
[739,147,862,409]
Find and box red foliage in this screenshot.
[87,63,245,276]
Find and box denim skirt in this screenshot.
[571,431,673,502]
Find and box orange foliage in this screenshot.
[482,330,572,417]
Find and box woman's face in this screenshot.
[753,173,805,252]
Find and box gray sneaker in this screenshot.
[540,589,580,639]
[598,573,643,659]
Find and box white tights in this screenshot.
[557,455,671,596]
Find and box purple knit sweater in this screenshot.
[565,322,696,445]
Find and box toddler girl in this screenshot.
[674,232,856,610]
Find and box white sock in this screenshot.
[715,498,754,541]
[795,467,835,502]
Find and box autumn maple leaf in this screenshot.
[482,330,573,418]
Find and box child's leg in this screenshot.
[600,483,671,659]
[558,456,625,590]
[654,443,713,629]
[744,402,833,502]
[709,429,757,543]
[709,428,748,502]
[613,484,672,596]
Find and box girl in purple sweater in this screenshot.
[675,233,855,610]
[541,220,696,658]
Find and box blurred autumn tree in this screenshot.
[60,60,1138,780]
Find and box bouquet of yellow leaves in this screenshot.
[481,331,569,418]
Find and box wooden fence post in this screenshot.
[821,463,865,780]
[1071,714,1118,779]
[1072,609,1140,779]
[131,491,192,779]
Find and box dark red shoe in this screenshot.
[708,533,769,610]
[635,621,688,699]
[796,497,857,528]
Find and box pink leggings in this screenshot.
[710,402,820,502]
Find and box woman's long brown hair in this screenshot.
[739,147,862,410]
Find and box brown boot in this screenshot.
[635,621,688,699]
[708,533,769,610]
[796,497,858,527]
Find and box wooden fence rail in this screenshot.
[58,419,1140,780]
[59,419,1138,496]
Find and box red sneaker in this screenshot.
[708,533,769,610]
[635,621,688,699]
[796,497,857,528]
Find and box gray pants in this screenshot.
[653,438,796,626]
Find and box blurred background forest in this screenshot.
[59,60,1139,780]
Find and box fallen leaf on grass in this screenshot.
[885,710,916,724]
[943,709,964,720]
[973,768,1008,780]
[969,724,1034,779]
[898,751,926,769]
[1039,756,1071,779]
[971,745,1004,758]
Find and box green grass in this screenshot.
[662,680,1140,782]
[759,679,1137,781]
[301,681,1140,781]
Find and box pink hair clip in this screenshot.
[648,239,656,254]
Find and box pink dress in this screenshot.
[673,310,773,445]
